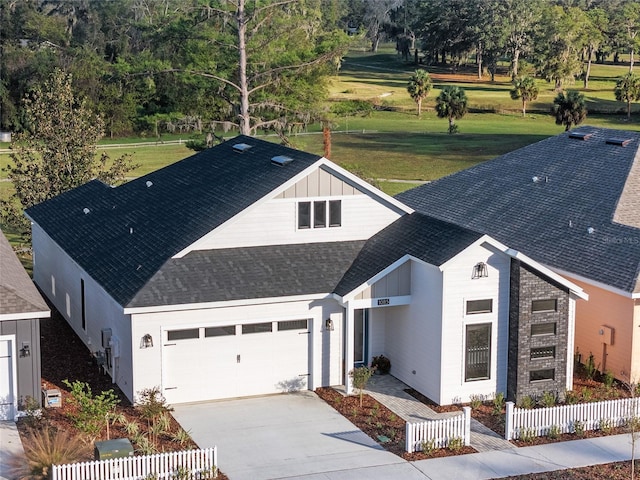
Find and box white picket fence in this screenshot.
[405,406,471,453]
[505,398,640,440]
[51,447,217,480]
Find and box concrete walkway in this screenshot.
[364,375,515,452]
[0,421,24,480]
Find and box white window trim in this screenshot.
[463,297,496,317]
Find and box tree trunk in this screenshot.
[237,0,251,135]
[448,117,454,132]
[631,47,635,73]
[628,100,632,120]
[584,46,593,89]
[323,124,331,158]
[511,48,520,79]
[522,100,526,117]
[477,44,483,80]
[417,98,422,117]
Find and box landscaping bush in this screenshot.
[371,355,391,374]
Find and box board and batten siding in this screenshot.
[439,243,511,405]
[0,319,41,406]
[383,260,445,403]
[131,297,343,401]
[182,170,404,252]
[31,223,135,402]
[355,262,412,300]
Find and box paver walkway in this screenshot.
[364,374,515,452]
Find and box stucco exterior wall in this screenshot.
[567,275,634,383]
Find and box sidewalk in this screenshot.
[0,421,24,480]
[293,434,635,479]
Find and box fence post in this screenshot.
[505,401,514,440]
[462,406,471,446]
[405,422,413,453]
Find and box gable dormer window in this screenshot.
[298,200,341,229]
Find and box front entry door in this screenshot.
[353,309,369,368]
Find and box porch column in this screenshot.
[344,303,355,394]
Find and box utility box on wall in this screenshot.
[94,438,134,460]
[600,325,614,345]
[41,388,62,408]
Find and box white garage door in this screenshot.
[0,336,16,421]
[162,319,310,404]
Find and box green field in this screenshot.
[2,45,638,206]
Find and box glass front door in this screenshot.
[354,309,368,367]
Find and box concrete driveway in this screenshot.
[171,391,413,480]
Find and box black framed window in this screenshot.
[466,299,493,315]
[329,200,342,227]
[465,323,491,381]
[167,328,200,341]
[532,299,558,312]
[530,346,555,360]
[278,319,308,331]
[298,202,311,229]
[242,322,272,334]
[531,323,556,336]
[314,201,326,228]
[530,369,555,382]
[204,326,236,337]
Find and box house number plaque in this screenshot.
[377,298,390,306]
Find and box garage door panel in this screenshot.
[163,319,310,403]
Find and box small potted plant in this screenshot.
[371,355,391,375]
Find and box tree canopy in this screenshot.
[615,72,640,119]
[510,76,539,117]
[435,85,468,134]
[407,69,432,117]
[1,69,135,235]
[551,90,587,131]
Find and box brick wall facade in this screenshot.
[508,260,570,403]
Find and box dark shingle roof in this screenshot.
[335,214,483,296]
[26,136,322,306]
[397,127,640,294]
[128,241,366,308]
[0,229,49,317]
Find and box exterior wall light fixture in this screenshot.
[472,262,489,279]
[140,334,154,349]
[325,318,334,331]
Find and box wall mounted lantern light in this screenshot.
[140,334,154,349]
[472,262,489,279]
[20,342,31,357]
[325,318,334,331]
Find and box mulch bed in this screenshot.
[499,461,635,480]
[315,387,476,460]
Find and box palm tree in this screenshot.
[510,76,539,117]
[614,73,640,120]
[551,90,587,131]
[435,86,468,134]
[407,69,432,117]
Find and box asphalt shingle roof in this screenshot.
[0,229,49,317]
[335,213,483,296]
[25,136,322,306]
[396,127,640,294]
[128,241,367,308]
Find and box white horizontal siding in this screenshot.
[183,195,403,251]
[383,260,444,403]
[439,242,510,405]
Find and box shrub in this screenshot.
[16,426,86,479]
[518,395,535,409]
[469,394,484,410]
[599,418,613,434]
[540,391,556,408]
[20,395,46,430]
[448,437,464,451]
[62,379,120,442]
[136,387,172,446]
[420,438,437,455]
[519,427,536,443]
[492,392,505,415]
[585,353,597,380]
[565,390,580,405]
[572,420,585,437]
[603,370,615,388]
[349,366,375,407]
[547,424,561,439]
[371,355,391,374]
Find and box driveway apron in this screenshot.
[171,391,406,480]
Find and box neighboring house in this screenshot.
[0,229,49,421]
[398,126,640,387]
[26,136,585,406]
